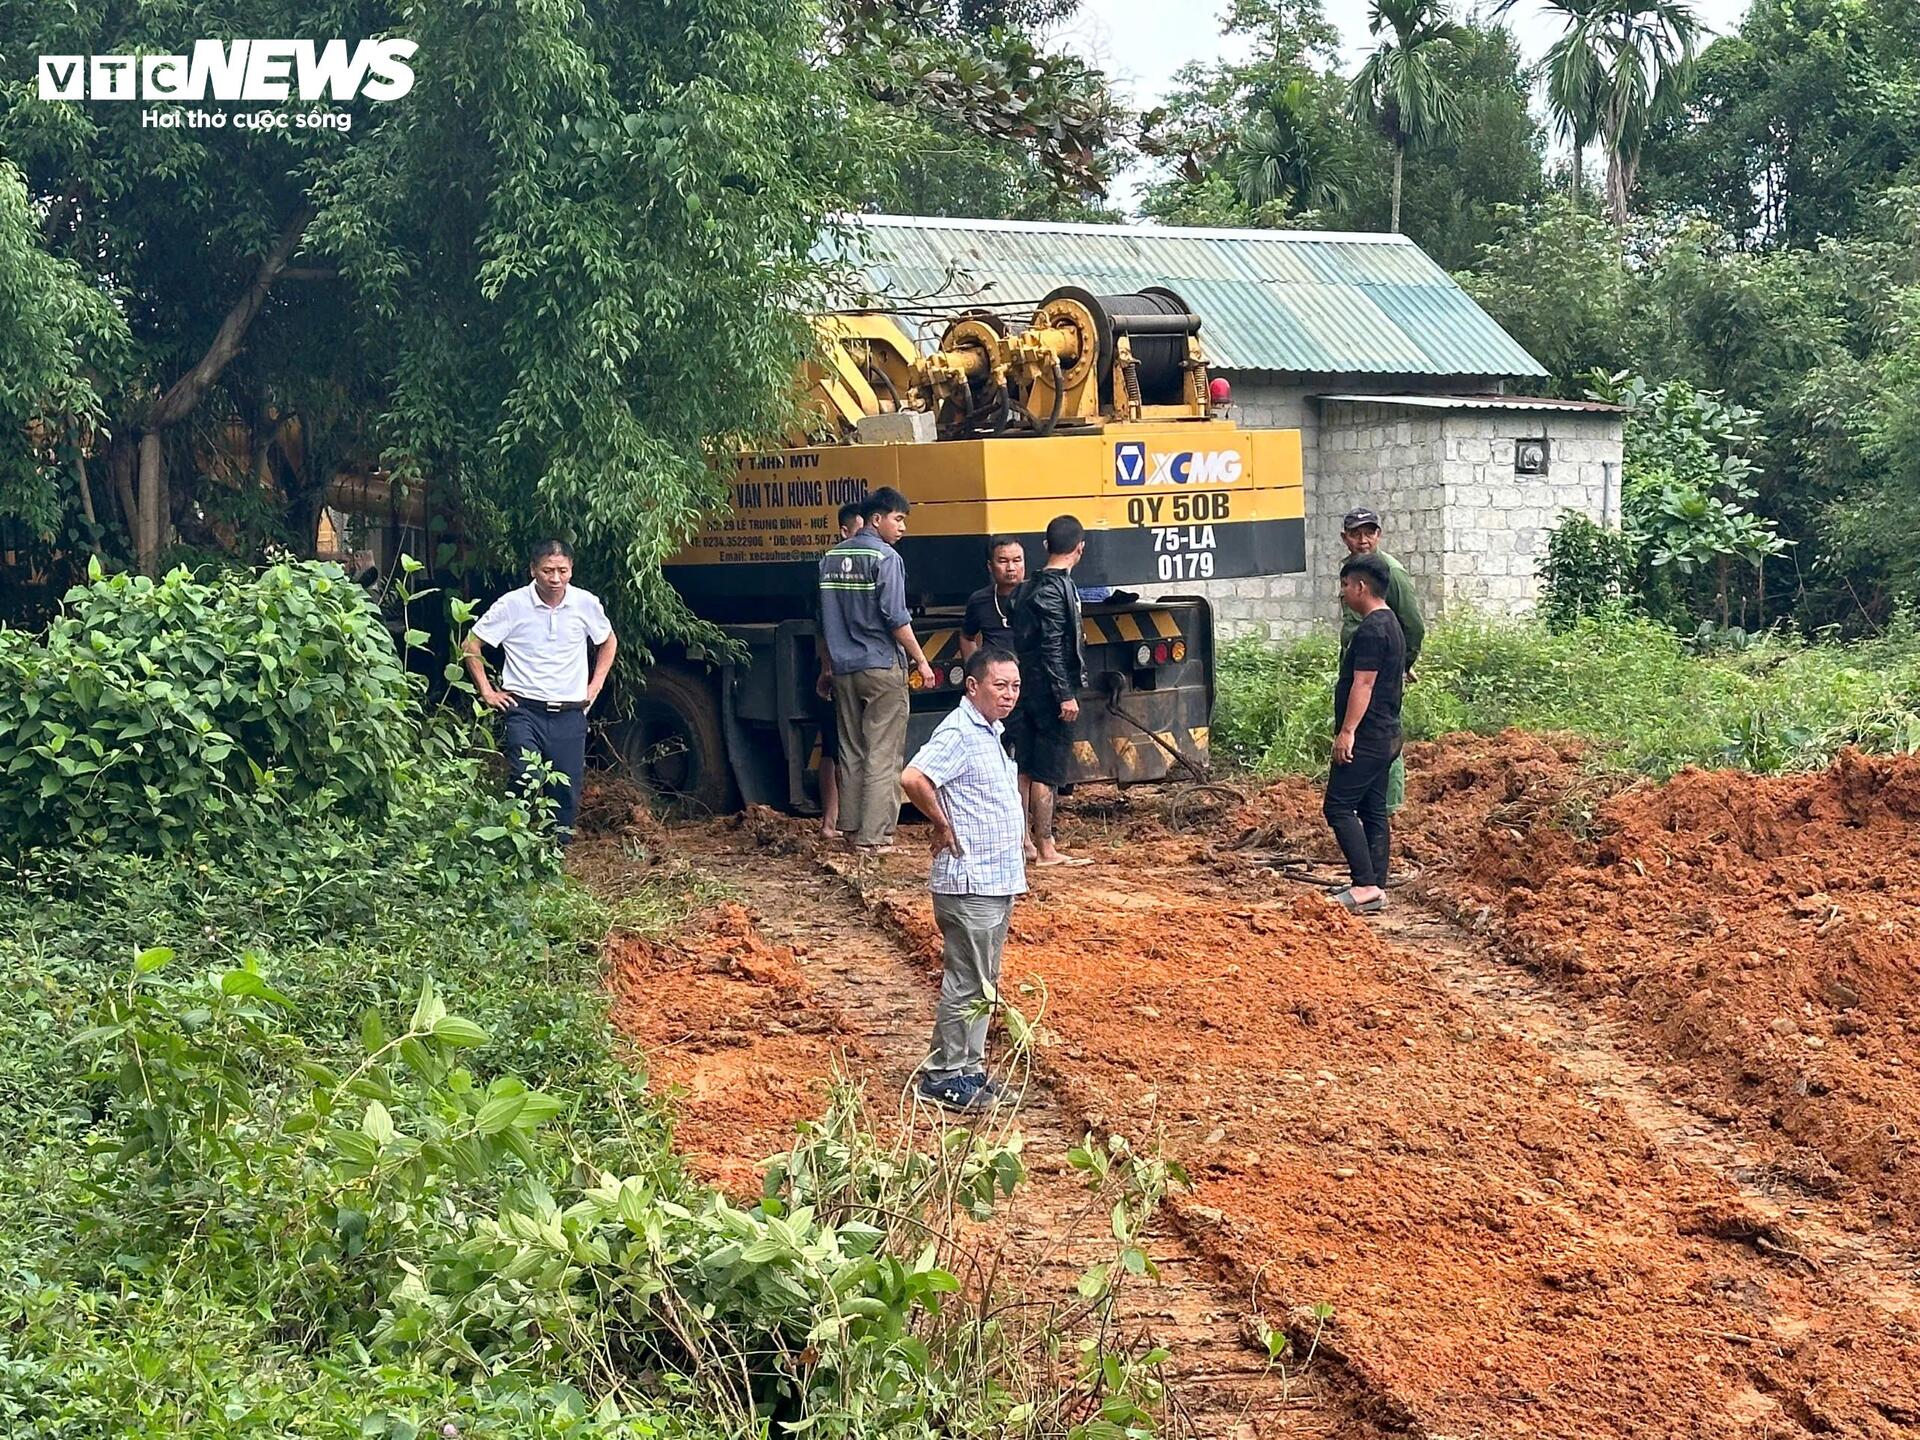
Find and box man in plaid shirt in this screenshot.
[899,646,1028,1113]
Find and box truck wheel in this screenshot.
[615,665,738,816]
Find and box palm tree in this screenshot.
[1530,0,1606,205]
[1230,80,1356,217]
[1594,0,1699,224]
[1348,0,1467,233]
[1514,0,1700,223]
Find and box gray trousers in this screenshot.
[925,892,1016,1083]
[833,666,909,846]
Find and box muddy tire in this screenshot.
[614,665,737,817]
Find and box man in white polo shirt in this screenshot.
[462,539,617,846]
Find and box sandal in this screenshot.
[1331,887,1385,915]
[1035,855,1092,868]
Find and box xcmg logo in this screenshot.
[1114,441,1244,487]
[37,39,417,103]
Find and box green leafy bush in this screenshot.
[1536,513,1636,631]
[1,560,1185,1440]
[0,561,420,848]
[1588,371,1789,630]
[1216,612,1920,777]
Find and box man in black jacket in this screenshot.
[1009,515,1090,867]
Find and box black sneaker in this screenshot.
[967,1073,1009,1102]
[918,1073,990,1113]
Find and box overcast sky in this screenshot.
[1057,0,1751,212]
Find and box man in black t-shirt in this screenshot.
[1324,553,1406,915]
[960,535,1026,659]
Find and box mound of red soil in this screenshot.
[605,902,850,1194]
[1434,746,1920,1225]
[1220,729,1601,870]
[854,839,1920,1438]
[575,772,670,843]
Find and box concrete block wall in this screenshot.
[1440,411,1622,614]
[1176,388,1624,642]
[1193,384,1322,639]
[1312,402,1451,625]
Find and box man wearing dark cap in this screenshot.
[1339,507,1424,815]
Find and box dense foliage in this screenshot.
[0,0,1113,635]
[0,165,128,544]
[1216,614,1920,779]
[1456,0,1920,635]
[10,0,1915,640]
[1132,0,1920,637]
[1139,0,1544,269]
[845,0,1125,220]
[0,562,425,848]
[0,563,1182,1438]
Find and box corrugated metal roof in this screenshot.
[1318,393,1622,412]
[828,215,1547,380]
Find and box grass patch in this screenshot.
[1216,610,1920,777]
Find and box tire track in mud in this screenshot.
[612,830,1403,1440]
[589,795,1920,1438]
[816,826,1920,1440]
[1377,899,1920,1328]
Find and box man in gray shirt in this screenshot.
[819,486,936,853]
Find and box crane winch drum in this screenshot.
[926,283,1210,432]
[1029,285,1201,409]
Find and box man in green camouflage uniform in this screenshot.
[1338,508,1425,815]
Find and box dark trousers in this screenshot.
[503,705,587,844]
[1323,734,1400,889]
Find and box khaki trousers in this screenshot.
[924,892,1015,1082]
[833,666,909,846]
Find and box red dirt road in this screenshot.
[584,748,1920,1437]
[1423,741,1920,1232]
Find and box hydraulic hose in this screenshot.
[1035,357,1064,437]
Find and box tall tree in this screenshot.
[837,0,1121,206]
[1531,0,1607,204]
[1138,0,1345,206]
[1524,0,1700,223]
[1,2,867,632]
[1594,0,1701,224]
[1140,5,1541,258]
[1,1,1120,634]
[0,162,129,573]
[1349,0,1467,232]
[1458,197,1637,386]
[1636,0,1920,247]
[1387,23,1545,270]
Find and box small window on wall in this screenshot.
[1515,438,1550,476]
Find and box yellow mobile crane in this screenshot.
[632,285,1306,813]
